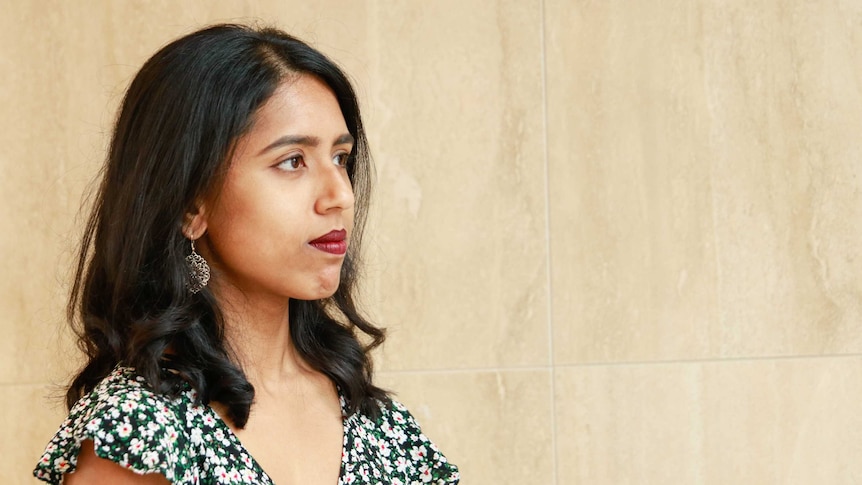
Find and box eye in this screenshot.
[276,155,305,172]
[332,152,350,168]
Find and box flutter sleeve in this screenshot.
[379,400,460,484]
[33,368,191,484]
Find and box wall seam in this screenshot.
[538,0,558,483]
[377,365,553,376]
[554,352,862,367]
[372,351,862,376]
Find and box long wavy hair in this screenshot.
[66,24,387,427]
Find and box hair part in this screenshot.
[67,24,387,427]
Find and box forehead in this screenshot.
[248,75,348,139]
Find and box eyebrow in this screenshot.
[258,133,355,156]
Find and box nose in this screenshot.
[314,162,354,214]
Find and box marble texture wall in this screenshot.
[2,1,860,483]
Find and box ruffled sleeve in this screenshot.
[378,400,460,484]
[33,368,192,484]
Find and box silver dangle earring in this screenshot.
[186,238,210,294]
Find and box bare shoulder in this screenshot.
[63,441,169,485]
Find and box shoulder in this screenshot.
[63,440,170,484]
[345,397,460,484]
[34,367,196,484]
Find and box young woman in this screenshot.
[33,24,459,485]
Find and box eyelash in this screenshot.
[276,156,304,171]
[333,153,350,167]
[276,152,350,172]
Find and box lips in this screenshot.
[309,229,348,255]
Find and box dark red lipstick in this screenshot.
[309,229,348,255]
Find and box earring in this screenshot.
[186,238,210,294]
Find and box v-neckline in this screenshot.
[201,390,351,484]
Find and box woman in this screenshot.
[33,24,459,485]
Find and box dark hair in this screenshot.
[66,24,387,427]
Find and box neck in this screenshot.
[211,282,310,389]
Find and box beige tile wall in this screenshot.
[2,1,860,484]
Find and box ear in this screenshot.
[182,200,208,240]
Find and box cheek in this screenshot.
[206,185,288,263]
[208,190,260,247]
[205,180,322,276]
[204,210,256,275]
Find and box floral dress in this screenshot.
[33,367,459,484]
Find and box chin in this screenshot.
[318,284,341,299]
[296,280,342,301]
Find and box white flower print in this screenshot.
[85,418,101,433]
[352,436,366,454]
[116,422,133,439]
[410,445,428,462]
[419,464,433,483]
[129,438,145,455]
[213,465,229,483]
[121,400,138,413]
[33,366,459,485]
[155,412,169,425]
[53,457,70,473]
[142,450,159,467]
[241,469,257,483]
[164,427,179,444]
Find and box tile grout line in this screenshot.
[564,351,862,368]
[13,352,859,383]
[376,366,554,376]
[0,381,52,387]
[374,351,862,375]
[538,0,559,483]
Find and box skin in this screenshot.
[65,74,354,485]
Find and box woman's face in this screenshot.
[195,75,355,302]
